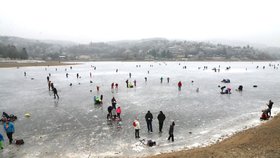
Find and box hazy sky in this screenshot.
[0,0,279,46]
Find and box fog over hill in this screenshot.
[0,36,279,61]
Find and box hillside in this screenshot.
[0,36,279,61]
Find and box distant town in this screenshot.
[1,36,280,61]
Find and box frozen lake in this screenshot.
[0,61,280,158]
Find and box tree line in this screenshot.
[0,44,28,59]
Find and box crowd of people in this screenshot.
[1,62,278,150]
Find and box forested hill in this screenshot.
[0,36,279,61]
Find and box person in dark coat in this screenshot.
[107,106,113,119]
[157,111,166,133]
[126,80,129,88]
[111,97,117,109]
[53,87,59,99]
[267,100,274,116]
[168,121,175,142]
[145,111,153,133]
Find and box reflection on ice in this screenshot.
[0,61,279,157]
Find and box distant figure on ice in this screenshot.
[47,76,50,82]
[167,77,170,83]
[94,95,103,105]
[237,85,243,91]
[76,73,79,79]
[129,73,132,78]
[221,79,230,83]
[196,88,199,93]
[4,121,14,144]
[134,80,137,87]
[53,87,59,99]
[116,106,122,118]
[168,121,175,142]
[24,72,26,77]
[133,118,140,138]
[90,72,92,78]
[221,87,231,94]
[160,77,163,84]
[267,100,274,116]
[115,83,118,90]
[126,80,129,88]
[96,86,100,92]
[220,86,226,93]
[157,111,166,133]
[107,106,113,119]
[145,77,147,82]
[66,73,69,78]
[178,81,182,91]
[111,97,117,109]
[145,111,153,133]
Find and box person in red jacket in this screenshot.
[178,81,182,91]
[116,106,122,118]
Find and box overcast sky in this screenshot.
[0,0,279,46]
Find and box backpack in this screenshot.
[147,140,156,147]
[133,121,136,127]
[15,139,24,145]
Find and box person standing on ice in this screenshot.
[178,81,182,91]
[134,80,137,87]
[111,97,117,109]
[53,87,59,99]
[157,111,166,133]
[145,77,147,82]
[267,100,274,116]
[129,73,132,78]
[145,111,153,133]
[116,106,121,118]
[3,120,14,144]
[160,77,163,84]
[126,79,129,88]
[133,118,140,138]
[167,77,170,83]
[168,121,175,142]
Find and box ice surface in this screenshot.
[0,61,280,157]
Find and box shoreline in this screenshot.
[0,60,77,68]
[149,113,280,158]
[0,60,278,68]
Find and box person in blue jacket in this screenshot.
[0,133,4,149]
[4,121,14,144]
